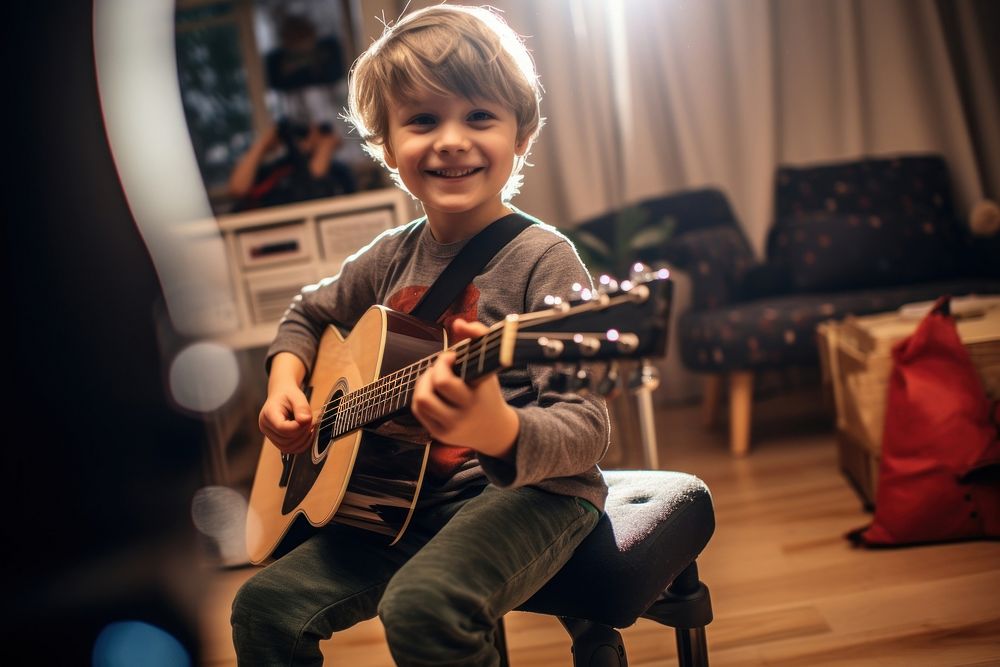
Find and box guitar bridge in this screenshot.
[279,454,293,488]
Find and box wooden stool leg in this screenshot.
[701,375,723,427]
[729,371,753,456]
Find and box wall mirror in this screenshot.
[175,0,391,215]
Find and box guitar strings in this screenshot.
[312,328,506,434]
[325,332,502,423]
[311,287,642,435]
[318,334,504,434]
[319,303,602,433]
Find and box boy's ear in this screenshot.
[515,136,530,157]
[383,141,398,169]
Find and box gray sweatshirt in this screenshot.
[267,213,611,511]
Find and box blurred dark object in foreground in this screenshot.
[4,2,207,662]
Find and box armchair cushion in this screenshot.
[731,263,793,302]
[768,210,961,293]
[774,154,956,222]
[678,278,1000,372]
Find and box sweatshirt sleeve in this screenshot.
[478,239,611,487]
[265,236,383,377]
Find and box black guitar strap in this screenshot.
[408,213,532,323]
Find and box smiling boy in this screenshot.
[231,6,610,666]
[384,91,528,243]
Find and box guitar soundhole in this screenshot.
[315,389,344,457]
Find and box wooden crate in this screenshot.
[817,299,1000,506]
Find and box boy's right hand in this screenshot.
[259,383,314,454]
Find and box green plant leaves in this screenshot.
[564,205,676,278]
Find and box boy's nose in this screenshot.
[433,122,471,154]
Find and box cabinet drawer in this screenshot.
[236,222,313,269]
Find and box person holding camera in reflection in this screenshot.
[227,118,357,212]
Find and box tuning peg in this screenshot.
[537,336,565,359]
[629,262,651,281]
[595,361,622,397]
[627,359,660,393]
[571,282,596,302]
[609,333,639,354]
[625,283,650,303]
[626,263,670,288]
[573,334,601,357]
[544,294,570,312]
[596,274,620,295]
[548,364,590,394]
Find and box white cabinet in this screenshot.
[213,189,415,348]
[186,189,414,488]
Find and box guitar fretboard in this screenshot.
[316,328,505,439]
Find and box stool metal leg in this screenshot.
[675,625,709,667]
[634,360,661,469]
[642,562,713,667]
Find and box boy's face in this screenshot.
[383,91,527,233]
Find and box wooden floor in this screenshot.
[197,389,1000,666]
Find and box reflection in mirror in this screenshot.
[175,0,388,215]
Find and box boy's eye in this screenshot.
[407,114,436,126]
[468,110,495,122]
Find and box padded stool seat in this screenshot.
[497,470,716,666]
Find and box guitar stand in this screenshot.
[632,359,661,470]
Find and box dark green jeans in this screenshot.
[231,485,599,666]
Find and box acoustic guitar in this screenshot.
[246,272,672,563]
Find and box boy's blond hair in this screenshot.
[346,4,542,201]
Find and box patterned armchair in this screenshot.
[577,155,1000,456]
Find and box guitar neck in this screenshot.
[320,274,670,441]
[323,327,508,439]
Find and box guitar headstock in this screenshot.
[500,267,672,368]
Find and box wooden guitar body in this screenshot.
[246,306,444,564]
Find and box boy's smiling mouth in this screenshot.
[426,167,484,178]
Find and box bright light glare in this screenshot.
[168,342,240,412]
[191,486,249,566]
[93,0,237,337]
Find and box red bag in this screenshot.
[849,296,1000,546]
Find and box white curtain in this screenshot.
[504,0,990,250]
[381,0,995,401]
[491,0,995,402]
